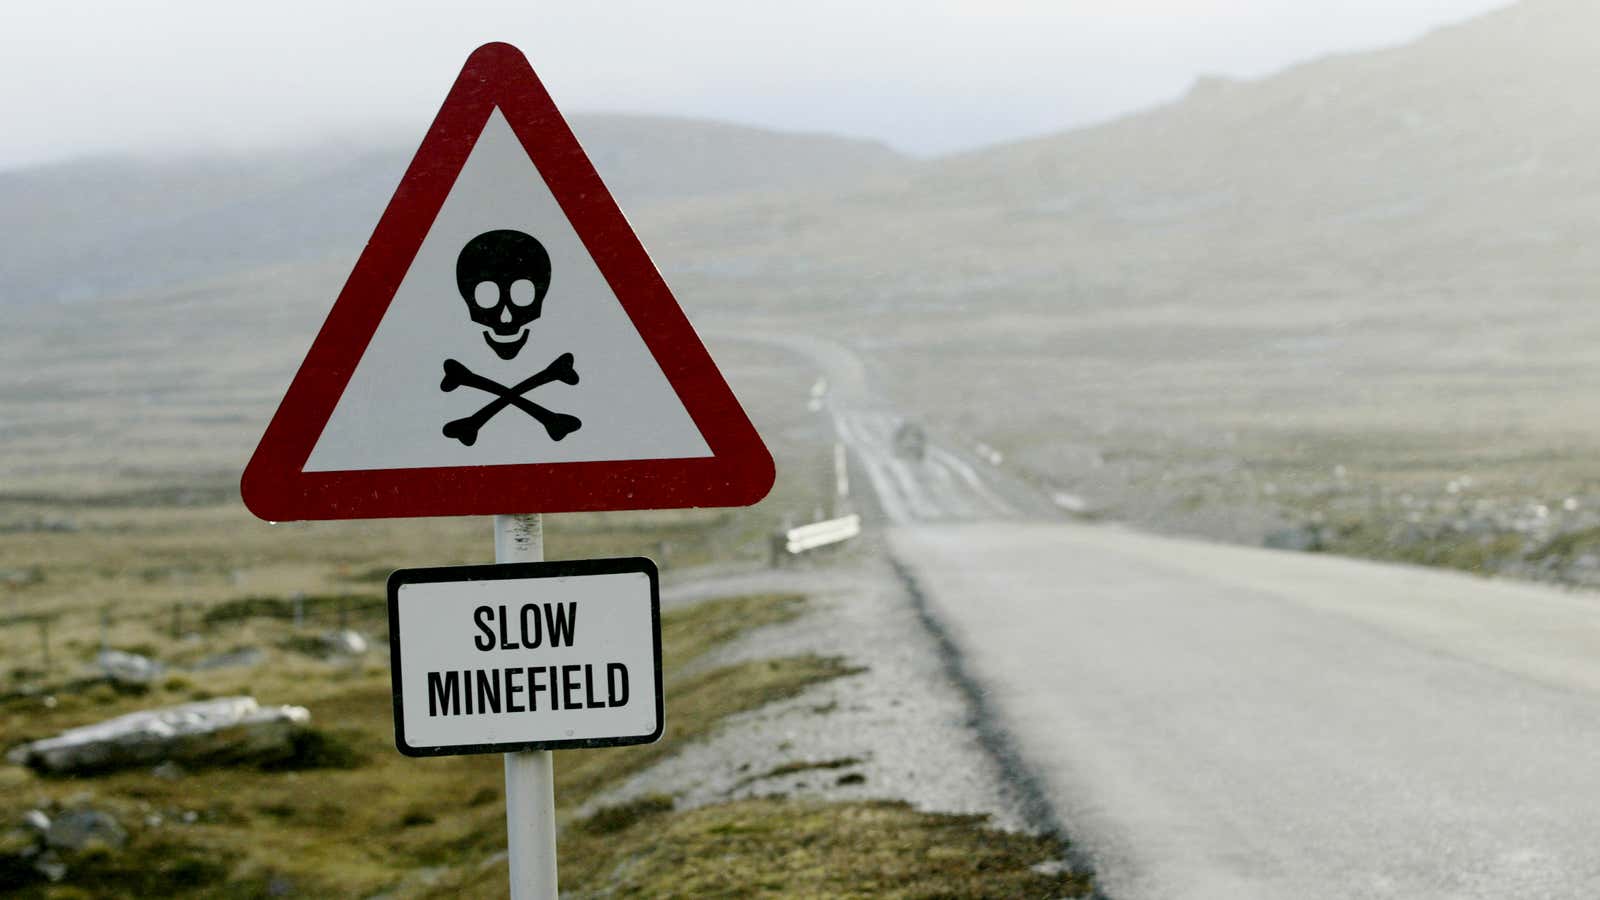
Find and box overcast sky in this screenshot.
[2,0,1509,170]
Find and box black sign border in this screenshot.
[387,556,664,757]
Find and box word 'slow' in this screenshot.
[474,602,576,651]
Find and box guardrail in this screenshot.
[772,514,861,563]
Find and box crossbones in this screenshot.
[439,353,581,445]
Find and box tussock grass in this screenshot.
[478,797,1092,899]
[0,593,861,897]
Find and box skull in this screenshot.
[455,229,552,360]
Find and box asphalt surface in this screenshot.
[741,331,1600,899]
[893,523,1600,899]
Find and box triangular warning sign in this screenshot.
[242,43,774,521]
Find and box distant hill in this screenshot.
[926,0,1598,282]
[0,114,902,305]
[655,0,1600,307]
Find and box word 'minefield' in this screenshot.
[425,602,632,717]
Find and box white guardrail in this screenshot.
[778,514,861,556]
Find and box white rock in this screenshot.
[97,649,164,685]
[323,630,369,656]
[7,696,311,775]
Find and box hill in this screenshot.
[0,114,902,306]
[641,0,1600,544]
[10,0,1600,551]
[660,0,1600,304]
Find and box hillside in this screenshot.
[640,0,1600,547]
[0,114,902,306]
[659,0,1600,303]
[9,0,1600,551]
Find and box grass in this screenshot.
[0,594,864,897]
[1323,518,1527,574]
[0,583,1094,899]
[500,797,1090,898]
[0,323,1097,895]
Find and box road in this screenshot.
[736,331,1600,896]
[894,524,1600,899]
[736,331,1600,899]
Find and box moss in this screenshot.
[203,593,382,627]
[1528,525,1600,563]
[1327,520,1525,575]
[575,794,676,836]
[260,727,369,771]
[6,838,233,899]
[449,797,1093,899]
[400,809,438,828]
[0,592,897,898]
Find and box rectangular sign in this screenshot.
[387,557,663,756]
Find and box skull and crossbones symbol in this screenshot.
[440,229,582,445]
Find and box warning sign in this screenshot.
[241,42,773,521]
[388,557,663,756]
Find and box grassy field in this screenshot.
[0,587,1088,898]
[0,307,1093,895]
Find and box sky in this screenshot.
[1,0,1511,170]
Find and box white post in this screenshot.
[834,441,850,512]
[495,513,558,899]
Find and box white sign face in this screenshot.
[388,558,662,756]
[303,109,713,473]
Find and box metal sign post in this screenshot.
[386,526,664,897]
[495,513,558,900]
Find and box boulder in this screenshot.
[20,810,50,834]
[1263,525,1325,553]
[6,696,311,775]
[322,630,369,657]
[97,649,164,686]
[1,805,130,888]
[44,809,126,852]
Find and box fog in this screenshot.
[2,0,1507,168]
[13,1,1600,897]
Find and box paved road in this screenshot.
[740,330,1600,898]
[727,331,1041,522]
[893,522,1600,899]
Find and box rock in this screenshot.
[45,809,127,852]
[322,630,369,657]
[97,649,164,686]
[190,646,265,671]
[1051,492,1099,517]
[1263,525,1324,553]
[34,853,67,882]
[150,760,186,780]
[7,696,312,775]
[20,810,50,834]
